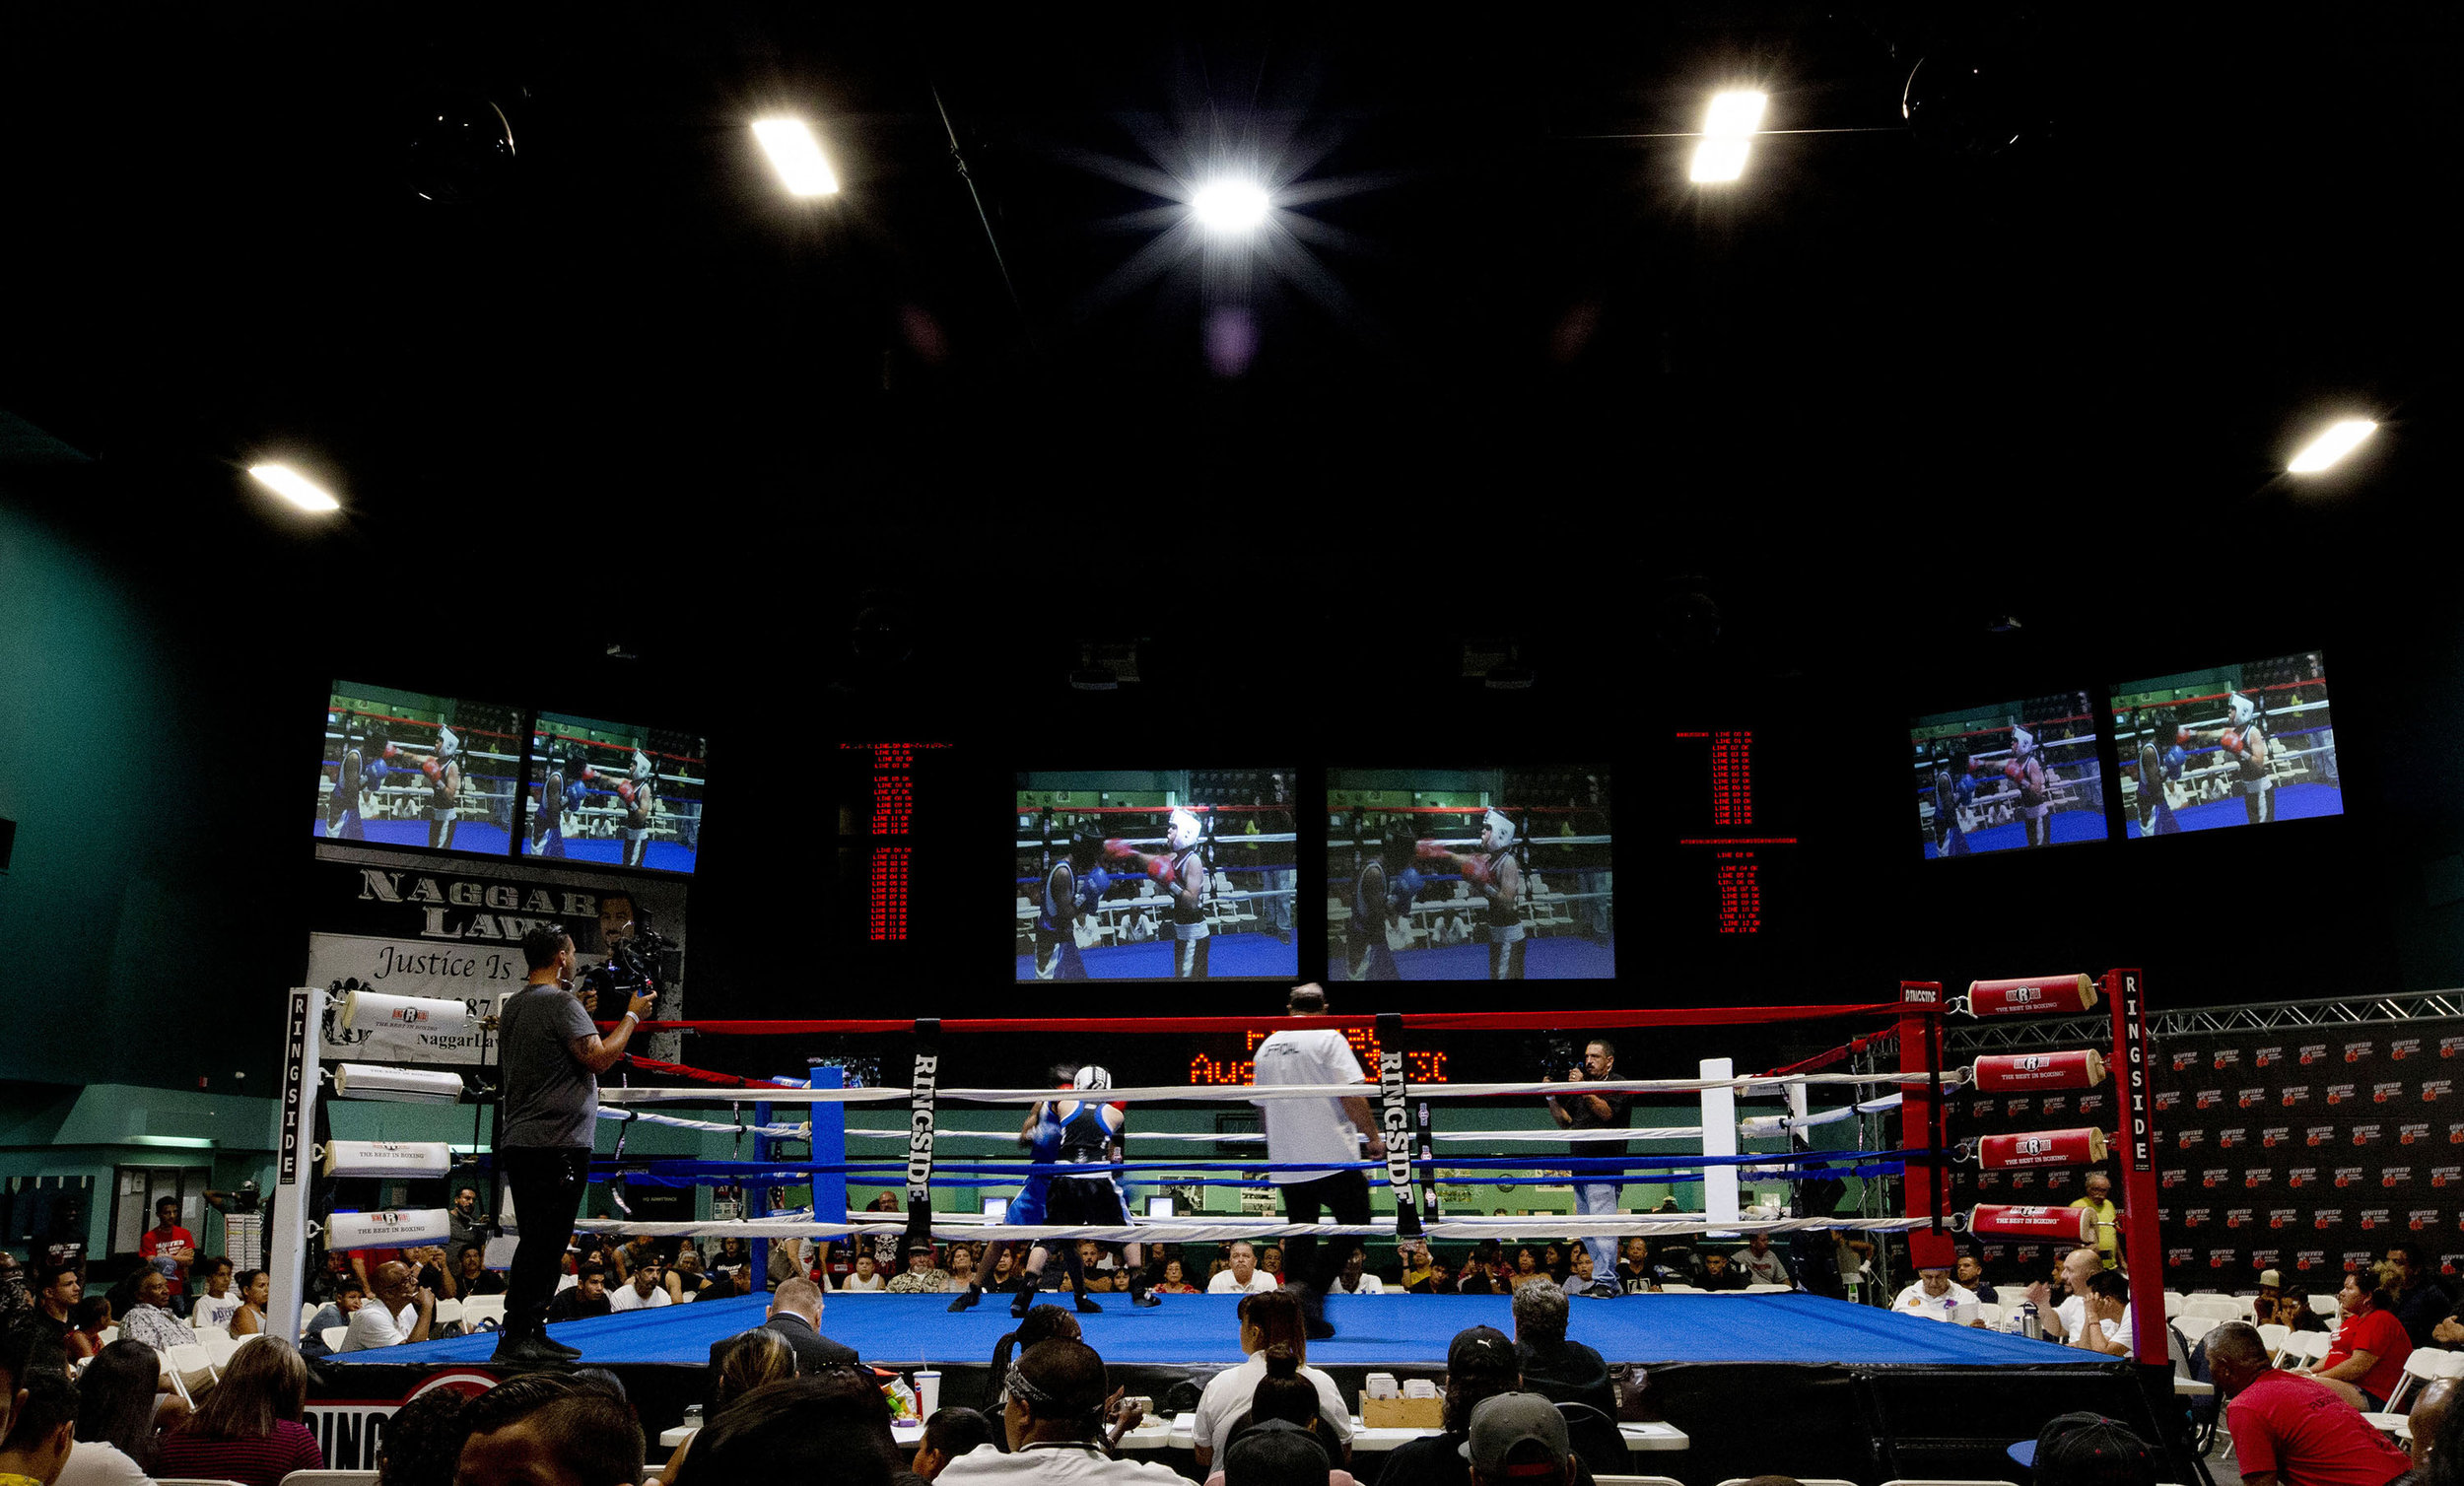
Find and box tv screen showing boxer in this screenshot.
[2111,651,2341,839]
[316,682,519,856]
[521,712,706,873]
[1326,768,1613,980]
[1912,691,2109,858]
[1015,769,1300,981]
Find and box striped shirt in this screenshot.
[152,1421,324,1486]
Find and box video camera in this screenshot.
[582,923,674,1008]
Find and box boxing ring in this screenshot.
[278,975,2187,1483]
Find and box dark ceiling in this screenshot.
[1,5,2452,710]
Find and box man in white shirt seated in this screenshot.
[1889,1267,1978,1321]
[1331,1250,1385,1295]
[1207,1242,1280,1296]
[608,1256,672,1313]
[343,1260,436,1351]
[115,1269,194,1354]
[2021,1247,2107,1346]
[937,1337,1183,1482]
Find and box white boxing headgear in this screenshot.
[631,748,652,781]
[436,724,461,761]
[1072,1065,1112,1092]
[2009,722,2035,760]
[1483,808,1515,845]
[2227,692,2256,726]
[1167,808,1202,850]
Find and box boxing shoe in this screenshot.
[490,1331,578,1367]
[949,1285,984,1313]
[1073,1292,1104,1315]
[1010,1288,1035,1319]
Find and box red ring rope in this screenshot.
[602,1001,1924,1038]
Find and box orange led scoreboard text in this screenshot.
[1677,729,1793,936]
[1190,1027,1449,1086]
[843,742,951,942]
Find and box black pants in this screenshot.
[501,1145,591,1336]
[1279,1169,1372,1297]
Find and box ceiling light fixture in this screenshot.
[752,118,840,197]
[248,463,340,512]
[1689,90,1767,183]
[1192,177,1271,235]
[2287,418,2376,474]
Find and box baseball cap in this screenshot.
[1449,1325,1519,1376]
[907,1241,935,1254]
[1461,1392,1571,1478]
[2009,1411,2158,1486]
[2257,1269,2284,1288]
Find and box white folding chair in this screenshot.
[434,1299,464,1326]
[2174,1314,2221,1345]
[1593,1477,1687,1486]
[2183,1294,2243,1321]
[157,1479,254,1485]
[298,1303,322,1337]
[2310,1293,2342,1317]
[1718,1480,1861,1486]
[676,1287,697,1302]
[2163,1291,2189,1317]
[278,1472,383,1485]
[2362,1348,2464,1433]
[164,1342,218,1394]
[2257,1322,2290,1353]
[320,1324,349,1351]
[1976,1303,2007,1325]
[1656,1283,1699,1294]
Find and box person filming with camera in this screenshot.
[490,921,654,1366]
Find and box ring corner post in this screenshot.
[267,986,320,1337]
[2106,968,2166,1367]
[1374,1012,1422,1240]
[905,1020,941,1252]
[1897,982,1957,1270]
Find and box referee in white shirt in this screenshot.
[1252,982,1387,1338]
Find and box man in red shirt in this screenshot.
[136,1197,193,1307]
[2207,1323,2413,1486]
[2306,1271,2414,1410]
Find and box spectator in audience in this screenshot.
[1955,1254,1997,1303]
[455,1247,508,1299]
[1510,1249,1549,1291]
[2068,1271,2132,1357]
[62,1298,110,1363]
[1466,1391,1585,1486]
[230,1269,270,1336]
[2024,1248,2106,1346]
[1396,1241,1436,1294]
[890,1244,956,1295]
[2070,1172,2121,1270]
[945,1249,977,1295]
[2206,1322,2413,1486]
[0,1368,80,1486]
[1222,1427,1337,1486]
[1152,1260,1199,1295]
[27,1264,81,1346]
[2013,1410,2158,1486]
[1698,1253,1749,1293]
[2281,1292,2332,1335]
[609,1256,670,1313]
[1259,1246,1286,1286]
[1734,1233,1793,1288]
[452,1373,644,1486]
[915,1407,995,1481]
[67,1337,167,1483]
[708,1277,857,1376]
[150,1336,323,1486]
[1615,1238,1652,1294]
[713,1237,752,1285]
[1425,1253,1456,1293]
[303,1276,367,1349]
[346,1260,437,1350]
[545,1263,611,1324]
[1332,1250,1383,1295]
[612,1233,661,1285]
[1540,1245,1569,1284]
[305,1247,358,1307]
[111,1270,189,1355]
[1890,1267,1977,1321]
[1203,1346,1360,1486]
[2304,1270,2412,1411]
[445,1184,487,1271]
[373,1385,470,1486]
[2407,1378,2456,1473]
[2257,1269,2287,1317]
[191,1257,242,1331]
[1511,1281,1628,1477]
[990,1306,1083,1414]
[675,1374,904,1486]
[1377,1328,1563,1486]
[1208,1243,1278,1296]
[668,1327,798,1482]
[938,1337,1181,1482]
[1456,1249,1506,1296]
[137,1198,194,1312]
[1193,1293,1353,1475]
[1565,1249,1599,1293]
[844,1253,888,1292]
[2382,1240,2449,1348]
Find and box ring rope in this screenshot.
[834,1125,1711,1143]
[597,1108,806,1139]
[593,1071,1962,1107]
[570,1213,1950,1244]
[601,1001,1923,1039]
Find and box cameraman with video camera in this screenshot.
[491,921,654,1366]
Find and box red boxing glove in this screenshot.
[2003,761,2024,781]
[580,766,597,782]
[2174,726,2192,748]
[381,743,399,761]
[1414,839,1449,861]
[1143,853,1176,885]
[2221,731,2244,756]
[420,758,443,781]
[1461,856,1492,888]
[1102,838,1132,861]
[615,780,638,806]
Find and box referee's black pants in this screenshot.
[500,1145,591,1338]
[1278,1169,1372,1303]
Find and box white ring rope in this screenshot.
[837,1125,1708,1143]
[593,1072,1963,1108]
[598,1108,807,1139]
[572,1214,1946,1244]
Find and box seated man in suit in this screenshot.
[706,1276,857,1377]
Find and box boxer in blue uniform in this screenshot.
[1012,1066,1157,1317]
[2130,708,2187,837]
[1418,808,1526,978]
[1930,745,1976,856]
[1032,833,1109,981]
[528,742,586,858]
[323,713,371,841]
[952,1065,1071,1312]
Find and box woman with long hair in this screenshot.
[662,1328,798,1486]
[63,1339,165,1485]
[987,1305,1082,1426]
[1510,1247,1549,1289]
[1202,1345,1360,1486]
[150,1336,323,1485]
[230,1269,271,1336]
[1191,1291,1354,1474]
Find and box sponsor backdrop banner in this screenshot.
[1951,1017,2464,1291]
[307,843,687,1067]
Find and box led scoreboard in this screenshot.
[1675,728,1798,937]
[1190,1026,1449,1086]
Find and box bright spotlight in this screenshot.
[752,118,840,197]
[2287,418,2377,474]
[1690,90,1767,183]
[1192,177,1270,235]
[248,463,340,512]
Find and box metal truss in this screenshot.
[1943,989,2464,1055]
